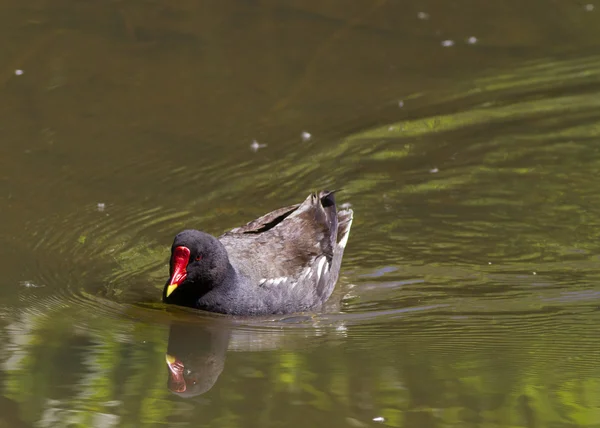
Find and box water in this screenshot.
[1,1,600,427]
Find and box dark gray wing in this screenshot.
[218,191,339,287]
[227,204,299,234]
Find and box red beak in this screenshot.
[166,246,190,297]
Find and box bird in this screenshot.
[162,190,353,315]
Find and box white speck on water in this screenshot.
[441,40,455,47]
[417,12,430,20]
[19,280,44,288]
[336,324,347,332]
[301,131,312,142]
[584,3,594,11]
[533,272,537,275]
[15,69,24,76]
[97,202,106,212]
[429,167,439,173]
[488,262,492,265]
[373,416,385,423]
[398,100,404,108]
[250,140,267,152]
[467,36,478,44]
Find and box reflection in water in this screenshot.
[0,395,32,428]
[0,293,599,426]
[165,322,231,398]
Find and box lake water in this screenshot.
[1,1,600,427]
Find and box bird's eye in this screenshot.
[195,255,202,261]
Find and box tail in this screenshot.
[317,189,352,249]
[317,189,341,207]
[319,207,353,301]
[336,208,353,249]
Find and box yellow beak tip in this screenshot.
[166,284,178,297]
[166,354,176,365]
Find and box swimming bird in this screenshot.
[162,190,353,315]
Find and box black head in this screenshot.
[163,229,231,308]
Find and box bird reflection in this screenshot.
[165,321,231,398]
[163,313,329,397]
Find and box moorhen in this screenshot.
[163,190,353,315]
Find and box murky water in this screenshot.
[1,1,600,427]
